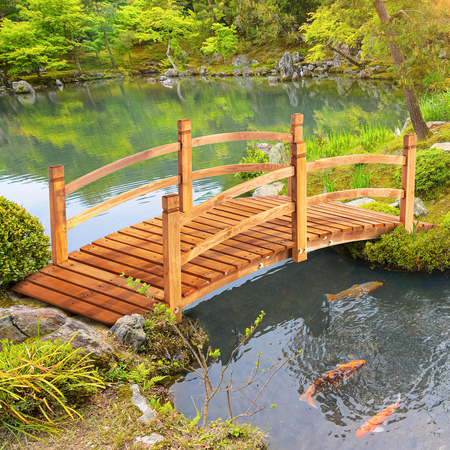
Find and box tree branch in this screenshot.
[328,45,364,68]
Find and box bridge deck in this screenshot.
[12,196,406,326]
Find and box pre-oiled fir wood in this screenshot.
[400,134,417,232]
[178,119,193,212]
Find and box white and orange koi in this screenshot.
[356,395,400,437]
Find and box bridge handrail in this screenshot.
[307,188,404,206]
[192,131,293,147]
[306,154,405,172]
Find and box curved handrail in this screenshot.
[65,142,180,195]
[192,163,287,180]
[66,176,180,230]
[306,154,404,172]
[192,131,293,148]
[180,166,294,225]
[307,188,403,206]
[180,202,295,265]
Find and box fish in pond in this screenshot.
[326,281,383,302]
[299,360,365,408]
[356,395,400,437]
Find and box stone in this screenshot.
[232,55,249,67]
[0,315,28,349]
[257,142,272,156]
[178,72,186,78]
[292,71,300,82]
[130,384,157,423]
[332,53,342,67]
[164,68,178,77]
[135,434,164,447]
[268,76,278,86]
[345,197,376,207]
[391,197,429,217]
[42,319,114,358]
[261,67,268,74]
[279,52,294,80]
[159,75,167,81]
[251,59,259,65]
[90,72,104,79]
[182,50,189,58]
[430,143,450,151]
[147,78,156,84]
[314,67,325,75]
[9,308,67,338]
[270,69,278,75]
[307,64,314,71]
[300,34,307,43]
[242,66,252,77]
[328,66,343,74]
[186,69,194,75]
[160,78,176,88]
[355,67,377,80]
[253,181,284,197]
[199,66,208,76]
[292,52,300,64]
[269,142,288,165]
[233,68,241,76]
[12,80,35,94]
[108,314,146,350]
[302,68,313,77]
[55,79,63,86]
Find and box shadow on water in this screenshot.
[175,248,450,449]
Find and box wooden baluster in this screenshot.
[288,114,304,197]
[400,134,417,232]
[178,119,193,212]
[291,141,307,262]
[162,194,182,322]
[48,165,68,265]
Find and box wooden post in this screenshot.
[288,114,303,197]
[162,193,182,322]
[400,134,417,232]
[290,140,307,263]
[178,119,193,213]
[48,165,68,265]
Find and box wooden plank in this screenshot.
[400,134,417,232]
[330,202,401,224]
[307,188,403,206]
[192,163,286,181]
[67,176,180,230]
[306,154,404,172]
[12,281,122,325]
[65,142,180,195]
[192,132,293,148]
[311,204,385,227]
[178,120,193,212]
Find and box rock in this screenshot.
[345,197,376,207]
[186,69,194,75]
[164,68,178,77]
[0,316,28,349]
[355,67,377,80]
[395,128,401,137]
[10,308,67,337]
[90,72,104,79]
[300,34,307,43]
[147,78,157,84]
[302,68,313,77]
[261,67,268,74]
[402,118,410,131]
[257,143,272,156]
[292,52,300,64]
[292,71,300,82]
[328,66,343,74]
[232,55,249,67]
[179,72,186,78]
[108,314,146,350]
[314,67,325,75]
[344,69,358,75]
[159,75,167,81]
[391,197,429,217]
[12,80,35,94]
[233,68,241,76]
[55,79,63,86]
[39,67,47,73]
[270,69,278,75]
[135,434,164,447]
[268,76,278,86]
[332,53,342,67]
[160,78,175,88]
[269,142,288,165]
[279,52,294,81]
[431,142,450,151]
[182,50,189,58]
[242,66,252,77]
[130,384,157,423]
[42,319,114,358]
[253,182,284,197]
[307,64,314,71]
[251,59,259,65]
[439,49,448,59]
[199,66,208,76]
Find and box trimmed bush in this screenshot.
[359,201,400,215]
[0,196,51,286]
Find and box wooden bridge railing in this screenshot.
[47,114,416,322]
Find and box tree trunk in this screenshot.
[73,45,82,72]
[374,0,431,140]
[207,0,218,23]
[95,2,117,69]
[328,45,363,68]
[166,34,178,72]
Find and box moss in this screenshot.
[359,201,400,215]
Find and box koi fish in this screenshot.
[299,360,365,408]
[326,282,383,302]
[356,395,400,437]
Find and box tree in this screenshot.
[301,0,450,140]
[201,23,237,64]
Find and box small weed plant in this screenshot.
[351,163,373,189]
[323,172,338,192]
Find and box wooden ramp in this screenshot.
[13,197,406,326]
[12,114,426,325]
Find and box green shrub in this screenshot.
[0,337,103,439]
[441,211,450,228]
[236,147,269,181]
[359,201,400,215]
[0,197,51,286]
[396,148,450,193]
[421,91,450,121]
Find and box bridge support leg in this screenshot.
[49,165,68,265]
[162,194,182,323]
[288,114,303,197]
[291,141,307,263]
[178,119,193,213]
[400,134,416,232]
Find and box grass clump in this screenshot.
[420,91,450,121]
[359,201,400,215]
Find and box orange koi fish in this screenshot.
[356,395,400,437]
[326,282,383,302]
[300,360,365,408]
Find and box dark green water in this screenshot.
[2,76,443,448]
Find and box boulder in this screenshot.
[292,52,300,64]
[279,52,294,81]
[0,315,28,349]
[12,80,35,94]
[233,68,241,76]
[251,59,259,65]
[147,78,157,84]
[130,384,157,423]
[314,67,325,75]
[10,308,67,337]
[135,434,164,447]
[268,76,278,86]
[199,66,208,76]
[253,182,284,197]
[430,142,450,151]
[270,69,278,75]
[179,72,186,78]
[302,68,313,77]
[108,314,146,350]
[182,50,189,58]
[391,197,429,217]
[257,142,272,156]
[164,68,178,77]
[292,71,300,82]
[332,53,342,67]
[55,79,63,86]
[232,55,250,67]
[328,66,344,74]
[355,67,377,80]
[242,66,252,77]
[160,78,176,88]
[269,142,288,165]
[186,69,194,75]
[345,197,376,207]
[261,67,268,74]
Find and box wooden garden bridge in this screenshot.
[13,114,421,325]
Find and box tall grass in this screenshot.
[305,123,394,161]
[420,91,450,122]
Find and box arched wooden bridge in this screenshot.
[13,114,427,325]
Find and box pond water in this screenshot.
[1,76,438,448]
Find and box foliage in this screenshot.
[0,336,103,440]
[236,147,269,181]
[0,197,51,287]
[351,163,373,189]
[324,172,338,192]
[420,91,450,122]
[359,201,400,215]
[396,148,450,193]
[441,211,450,228]
[201,23,238,64]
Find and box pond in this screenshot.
[1,75,434,448]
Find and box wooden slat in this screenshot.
[330,202,401,224]
[192,132,293,148]
[307,188,403,206]
[306,154,405,172]
[311,204,386,227]
[192,163,287,181]
[65,142,180,194]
